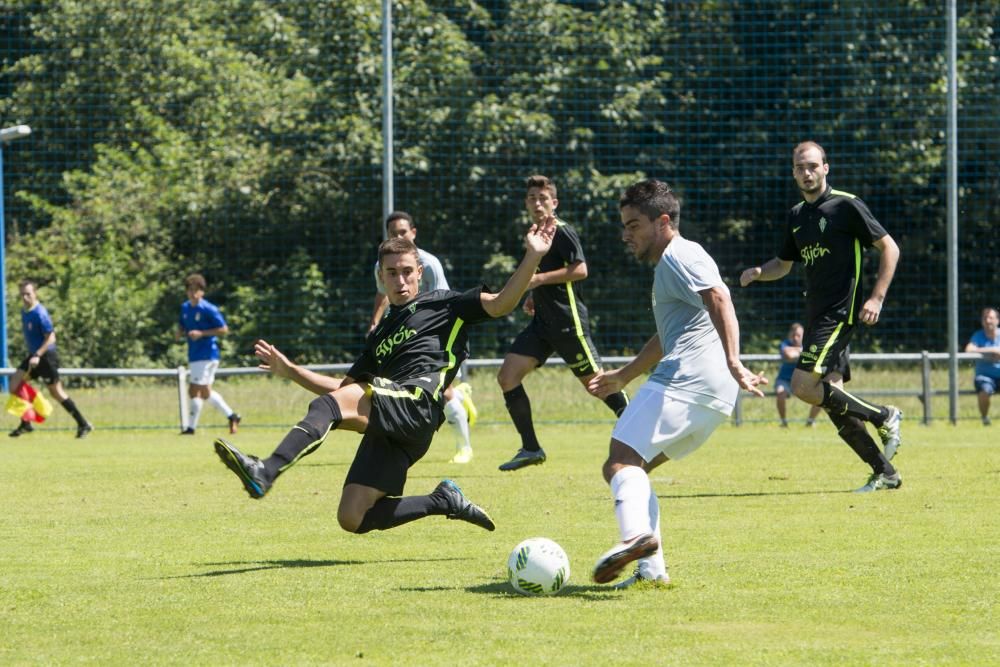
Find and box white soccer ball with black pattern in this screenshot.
[507,537,570,596]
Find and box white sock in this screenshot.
[638,490,668,578]
[443,396,471,450]
[208,390,234,417]
[609,466,652,543]
[189,397,204,429]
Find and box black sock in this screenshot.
[355,494,449,533]
[61,398,88,427]
[603,391,629,417]
[263,395,342,480]
[503,385,541,452]
[827,410,895,475]
[820,383,889,426]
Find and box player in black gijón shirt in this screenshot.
[213,218,556,536]
[497,175,629,472]
[741,141,904,493]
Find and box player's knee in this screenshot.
[337,506,364,533]
[299,395,341,438]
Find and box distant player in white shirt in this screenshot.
[587,179,766,587]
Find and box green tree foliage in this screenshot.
[1,0,996,366]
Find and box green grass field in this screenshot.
[3,377,998,666]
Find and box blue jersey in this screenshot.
[970,329,1000,378]
[22,303,56,354]
[180,299,226,362]
[777,339,797,382]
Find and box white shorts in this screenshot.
[189,359,220,386]
[611,382,729,463]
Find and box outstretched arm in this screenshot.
[255,339,344,395]
[587,334,662,399]
[701,286,767,397]
[481,216,557,318]
[740,257,793,287]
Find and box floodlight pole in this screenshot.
[380,0,394,241]
[0,124,32,393]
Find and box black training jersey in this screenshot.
[778,186,888,323]
[531,220,590,331]
[349,287,491,404]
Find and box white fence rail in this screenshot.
[1,352,988,427]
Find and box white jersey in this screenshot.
[374,248,449,295]
[647,236,739,415]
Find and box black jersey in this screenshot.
[531,220,590,330]
[778,187,888,323]
[349,287,490,403]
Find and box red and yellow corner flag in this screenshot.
[6,382,54,423]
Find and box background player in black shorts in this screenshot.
[496,175,629,471]
[213,217,557,537]
[741,141,903,493]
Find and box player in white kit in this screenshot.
[587,179,766,587]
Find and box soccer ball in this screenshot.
[507,537,571,596]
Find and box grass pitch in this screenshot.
[2,396,998,665]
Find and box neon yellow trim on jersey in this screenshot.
[812,322,844,374]
[564,274,598,373]
[829,189,857,199]
[435,317,466,400]
[848,239,861,325]
[370,384,424,401]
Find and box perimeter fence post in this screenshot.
[921,351,932,425]
[177,366,189,431]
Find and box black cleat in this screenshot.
[592,533,660,584]
[9,421,34,438]
[498,448,546,472]
[434,479,495,531]
[214,438,271,499]
[180,427,196,435]
[76,423,93,439]
[228,412,242,434]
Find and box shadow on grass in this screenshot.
[658,489,852,499]
[462,581,625,600]
[167,556,464,579]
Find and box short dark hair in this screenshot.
[385,210,414,230]
[378,237,420,264]
[525,175,557,198]
[794,141,827,164]
[983,307,999,319]
[185,273,207,292]
[619,179,680,229]
[18,279,37,291]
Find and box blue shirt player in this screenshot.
[965,307,1000,426]
[775,323,821,427]
[8,280,92,438]
[177,273,241,435]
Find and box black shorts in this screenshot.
[798,314,853,383]
[508,318,601,377]
[343,377,442,496]
[17,349,61,385]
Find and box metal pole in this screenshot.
[381,0,394,239]
[0,124,33,394]
[921,350,932,425]
[946,0,959,424]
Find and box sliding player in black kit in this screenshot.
[214,217,556,534]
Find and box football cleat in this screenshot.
[613,567,671,590]
[434,479,495,531]
[853,471,902,493]
[877,406,902,460]
[498,448,546,472]
[8,421,34,438]
[76,423,93,439]
[454,382,478,427]
[450,447,474,464]
[214,438,271,499]
[228,412,242,435]
[592,533,660,584]
[180,427,196,435]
